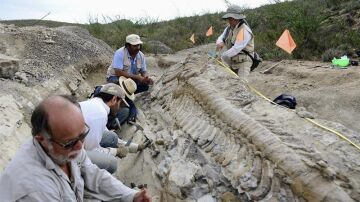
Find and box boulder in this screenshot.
[0,54,19,79]
[146,40,173,54]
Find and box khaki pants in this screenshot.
[221,54,252,80]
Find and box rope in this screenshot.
[211,56,360,152]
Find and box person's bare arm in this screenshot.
[140,71,153,85]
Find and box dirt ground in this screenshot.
[249,59,360,133]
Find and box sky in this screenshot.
[0,0,276,24]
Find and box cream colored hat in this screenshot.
[119,76,137,101]
[100,83,129,107]
[222,5,246,20]
[126,34,143,45]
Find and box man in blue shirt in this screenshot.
[106,34,153,91]
[106,34,153,123]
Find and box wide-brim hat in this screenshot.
[222,5,246,20]
[100,83,129,107]
[119,76,137,101]
[222,13,246,20]
[126,34,143,45]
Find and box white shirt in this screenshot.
[80,97,117,155]
[0,139,137,201]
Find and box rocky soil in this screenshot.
[1,23,359,201]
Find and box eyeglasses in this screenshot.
[46,124,90,149]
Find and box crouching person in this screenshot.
[80,83,144,174]
[0,95,151,201]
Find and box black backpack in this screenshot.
[88,85,103,98]
[273,94,297,109]
[242,50,262,71]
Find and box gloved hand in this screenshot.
[116,145,128,158]
[137,143,145,152]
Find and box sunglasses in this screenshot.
[46,124,90,149]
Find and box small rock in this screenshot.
[15,72,28,83]
[322,167,336,180]
[198,194,216,202]
[296,107,315,119]
[316,160,328,168]
[0,54,20,79]
[43,39,56,44]
[155,139,165,145]
[68,81,78,92]
[220,192,238,202]
[297,110,314,119]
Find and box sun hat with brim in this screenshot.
[119,76,137,101]
[222,5,246,20]
[126,34,143,45]
[100,83,129,107]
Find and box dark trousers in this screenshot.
[106,76,149,124]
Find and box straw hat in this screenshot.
[119,76,137,100]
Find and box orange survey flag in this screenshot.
[276,29,297,54]
[189,33,195,44]
[206,26,213,37]
[235,28,244,42]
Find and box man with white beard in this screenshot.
[0,95,151,202]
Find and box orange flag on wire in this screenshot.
[235,27,244,42]
[276,29,297,54]
[206,26,213,37]
[189,33,195,44]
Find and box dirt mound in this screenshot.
[0,23,112,169]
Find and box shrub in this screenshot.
[81,0,360,61]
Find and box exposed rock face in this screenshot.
[0,95,31,171]
[0,54,19,79]
[0,23,112,86]
[146,40,173,54]
[0,23,113,168]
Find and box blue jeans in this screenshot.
[107,107,130,130]
[86,131,119,174]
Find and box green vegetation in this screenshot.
[1,0,359,61]
[0,19,79,27]
[84,0,360,61]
